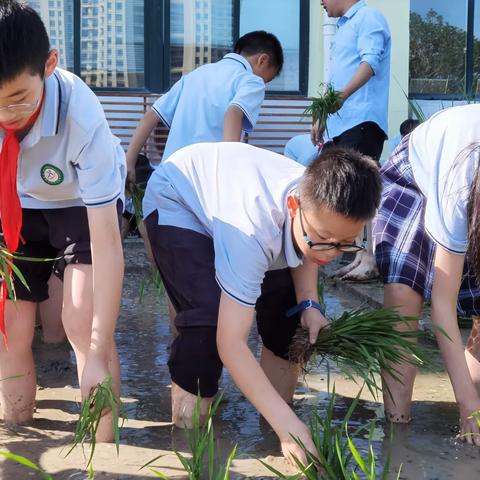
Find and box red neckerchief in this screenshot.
[0,91,44,345]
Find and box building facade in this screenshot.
[27,1,479,141]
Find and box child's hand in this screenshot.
[279,420,316,469]
[310,119,325,146]
[80,349,110,402]
[301,307,329,344]
[458,400,480,446]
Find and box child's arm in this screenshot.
[223,105,245,142]
[217,292,316,465]
[81,203,124,396]
[290,259,329,342]
[126,110,160,189]
[431,245,480,445]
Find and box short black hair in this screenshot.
[299,148,381,221]
[0,0,50,87]
[400,118,420,137]
[234,31,284,74]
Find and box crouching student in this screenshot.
[143,141,381,463]
[373,104,480,445]
[0,1,125,440]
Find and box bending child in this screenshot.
[143,141,381,463]
[125,29,283,185]
[0,1,125,441]
[374,104,480,445]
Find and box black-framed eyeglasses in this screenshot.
[298,202,364,253]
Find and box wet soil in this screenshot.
[1,240,480,479]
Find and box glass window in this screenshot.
[410,0,467,95]
[169,0,234,85]
[240,0,301,91]
[27,0,74,72]
[80,0,144,88]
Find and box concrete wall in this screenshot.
[308,0,410,155]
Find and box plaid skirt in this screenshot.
[373,136,480,315]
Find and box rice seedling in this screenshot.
[130,183,145,224]
[304,83,343,137]
[66,375,126,467]
[260,390,401,480]
[0,451,54,480]
[0,247,52,302]
[289,307,432,398]
[141,394,237,479]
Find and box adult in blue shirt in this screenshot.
[313,0,391,281]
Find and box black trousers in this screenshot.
[323,121,386,162]
[145,212,301,397]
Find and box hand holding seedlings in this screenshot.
[300,307,329,344]
[278,419,317,469]
[289,307,431,398]
[306,83,344,145]
[68,375,125,466]
[458,401,480,446]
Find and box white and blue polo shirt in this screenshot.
[143,142,305,307]
[0,68,126,210]
[408,104,480,254]
[152,53,266,161]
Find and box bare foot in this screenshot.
[171,382,213,428]
[340,251,379,281]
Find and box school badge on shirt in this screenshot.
[40,164,64,186]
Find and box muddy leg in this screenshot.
[466,316,480,394]
[382,283,423,423]
[62,264,120,442]
[260,347,300,404]
[0,300,37,424]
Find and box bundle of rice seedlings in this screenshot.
[289,307,431,398]
[261,390,400,480]
[142,394,237,479]
[304,83,343,136]
[66,375,125,467]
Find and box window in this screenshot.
[27,0,308,94]
[409,0,476,98]
[79,0,144,89]
[28,0,74,72]
[169,0,235,85]
[239,0,302,92]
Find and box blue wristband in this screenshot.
[286,299,326,318]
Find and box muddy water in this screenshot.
[1,239,480,479]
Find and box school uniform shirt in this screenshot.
[284,134,320,167]
[327,0,391,139]
[0,68,126,210]
[408,104,480,254]
[151,53,266,161]
[143,142,305,306]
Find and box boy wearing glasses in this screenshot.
[0,1,125,440]
[143,141,381,464]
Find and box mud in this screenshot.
[1,239,480,479]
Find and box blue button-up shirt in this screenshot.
[327,1,391,139]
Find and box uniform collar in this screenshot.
[338,0,365,25]
[40,71,61,138]
[222,53,253,73]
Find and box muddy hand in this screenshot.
[279,420,316,470]
[458,408,480,446]
[310,119,325,146]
